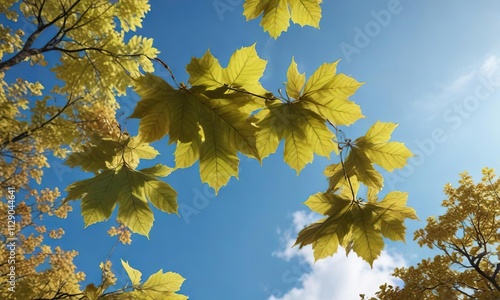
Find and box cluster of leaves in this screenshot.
[131,45,364,191]
[1,0,419,298]
[127,43,416,264]
[1,0,188,298]
[65,134,177,237]
[294,122,416,265]
[296,179,417,266]
[79,260,187,300]
[0,0,158,194]
[372,168,500,299]
[243,0,323,38]
[108,260,188,299]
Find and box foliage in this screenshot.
[65,134,177,236]
[130,45,267,192]
[0,0,158,194]
[243,0,323,38]
[125,42,416,263]
[0,187,86,299]
[371,168,500,299]
[118,260,188,300]
[1,0,418,298]
[0,0,185,297]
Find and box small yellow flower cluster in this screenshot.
[108,223,133,245]
[49,228,65,239]
[99,260,117,287]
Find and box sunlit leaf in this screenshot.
[244,0,322,38]
[121,259,142,286]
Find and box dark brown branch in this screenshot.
[0,0,84,71]
[0,96,81,149]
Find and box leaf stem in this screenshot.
[152,57,180,88]
[223,84,278,101]
[339,145,356,202]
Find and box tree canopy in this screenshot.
[371,168,500,299]
[1,0,424,298]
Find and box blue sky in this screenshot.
[12,0,500,299]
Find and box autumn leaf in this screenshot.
[375,169,500,299]
[64,138,122,172]
[354,121,414,172]
[255,59,362,174]
[121,259,142,286]
[65,165,177,237]
[243,0,322,38]
[139,270,188,299]
[325,121,412,191]
[255,101,336,173]
[131,45,267,192]
[349,204,385,266]
[120,261,188,299]
[65,135,159,171]
[286,57,306,99]
[296,189,417,265]
[299,61,364,126]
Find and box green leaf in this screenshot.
[66,169,121,226]
[289,0,322,27]
[121,259,142,286]
[296,195,352,247]
[82,284,100,300]
[198,107,241,191]
[304,192,348,215]
[223,44,268,95]
[326,148,383,191]
[186,49,224,87]
[65,135,160,171]
[347,147,384,190]
[121,136,159,168]
[366,191,418,241]
[131,75,201,144]
[174,140,200,169]
[296,189,417,266]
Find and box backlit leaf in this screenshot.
[350,204,385,266]
[355,121,413,172]
[65,165,178,236]
[121,259,142,286]
[286,57,305,99]
[296,188,417,266]
[131,46,267,192]
[255,101,336,173]
[141,271,187,299]
[243,0,322,38]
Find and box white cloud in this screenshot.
[412,54,500,118]
[480,54,500,78]
[269,211,406,300]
